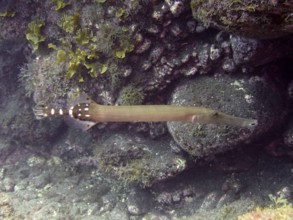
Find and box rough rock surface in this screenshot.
[0,39,63,149]
[0,1,293,219]
[231,35,293,66]
[191,0,293,39]
[282,118,293,158]
[167,74,287,157]
[93,131,187,187]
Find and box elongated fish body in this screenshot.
[84,103,257,127]
[33,101,258,130]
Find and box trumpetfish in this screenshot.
[33,96,258,130]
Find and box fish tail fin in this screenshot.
[33,105,48,120]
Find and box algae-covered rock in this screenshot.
[0,0,29,40]
[116,85,145,105]
[0,39,63,150]
[191,0,293,39]
[238,196,293,220]
[167,74,287,158]
[96,131,187,187]
[0,89,64,150]
[51,128,96,160]
[19,52,74,106]
[0,39,26,97]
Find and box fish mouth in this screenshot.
[242,119,258,128]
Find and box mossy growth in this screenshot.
[0,2,15,18]
[100,157,154,186]
[95,0,107,3]
[94,22,135,58]
[191,124,206,138]
[191,0,259,28]
[115,7,131,19]
[190,0,293,38]
[238,195,293,220]
[51,0,71,11]
[116,159,154,186]
[19,52,72,105]
[26,20,45,51]
[97,142,156,186]
[0,9,15,17]
[58,13,80,34]
[116,85,145,105]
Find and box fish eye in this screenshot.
[249,120,258,127]
[212,112,219,117]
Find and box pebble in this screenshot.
[0,177,15,192]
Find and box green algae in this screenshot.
[26,20,45,51]
[51,0,71,11]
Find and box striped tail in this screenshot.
[33,105,69,120]
[33,106,49,119]
[33,104,96,131]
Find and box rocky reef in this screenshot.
[168,74,287,158]
[190,0,293,39]
[0,0,293,219]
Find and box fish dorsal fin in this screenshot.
[67,92,93,107]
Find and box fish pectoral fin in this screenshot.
[64,117,96,131]
[191,115,200,123]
